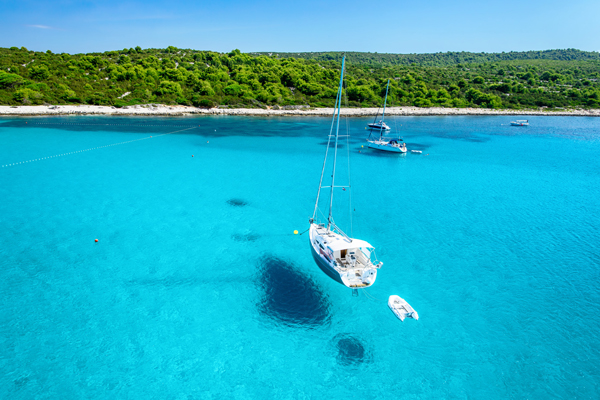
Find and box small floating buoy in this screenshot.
[361,145,363,148]
[294,230,298,235]
[95,239,98,242]
[192,155,194,157]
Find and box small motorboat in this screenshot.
[388,295,418,321]
[510,120,529,126]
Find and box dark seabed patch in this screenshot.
[227,198,248,207]
[404,142,430,151]
[318,141,345,148]
[232,232,260,242]
[428,131,490,143]
[256,255,331,328]
[332,333,371,366]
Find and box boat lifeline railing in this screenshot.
[328,221,352,242]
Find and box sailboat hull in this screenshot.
[367,124,390,130]
[367,141,407,153]
[309,237,346,286]
[308,223,378,288]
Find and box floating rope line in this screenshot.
[362,287,383,302]
[1,126,198,169]
[297,227,310,236]
[30,123,196,128]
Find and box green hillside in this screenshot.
[253,49,600,67]
[1,46,599,109]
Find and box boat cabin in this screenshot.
[314,228,373,270]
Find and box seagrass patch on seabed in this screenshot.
[231,232,260,242]
[331,333,372,366]
[227,198,248,207]
[256,255,331,328]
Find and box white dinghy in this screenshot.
[388,295,419,321]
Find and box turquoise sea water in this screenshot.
[1,115,599,399]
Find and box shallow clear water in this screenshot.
[1,115,599,399]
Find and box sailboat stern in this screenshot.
[361,268,377,285]
[340,267,378,288]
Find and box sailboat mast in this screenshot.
[379,79,390,141]
[312,71,343,221]
[328,56,346,230]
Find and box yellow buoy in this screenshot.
[294,230,298,235]
[361,145,364,148]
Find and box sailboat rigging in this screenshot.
[308,56,383,289]
[366,79,407,153]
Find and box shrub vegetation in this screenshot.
[0,46,599,109]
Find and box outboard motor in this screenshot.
[361,268,376,284]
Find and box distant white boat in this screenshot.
[510,120,529,126]
[411,150,422,154]
[388,295,418,321]
[367,120,391,130]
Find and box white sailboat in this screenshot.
[309,56,383,289]
[367,79,407,153]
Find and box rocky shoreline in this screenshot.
[1,104,599,117]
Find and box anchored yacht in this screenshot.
[308,56,383,289]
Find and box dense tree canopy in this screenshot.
[256,49,600,67]
[0,46,599,109]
